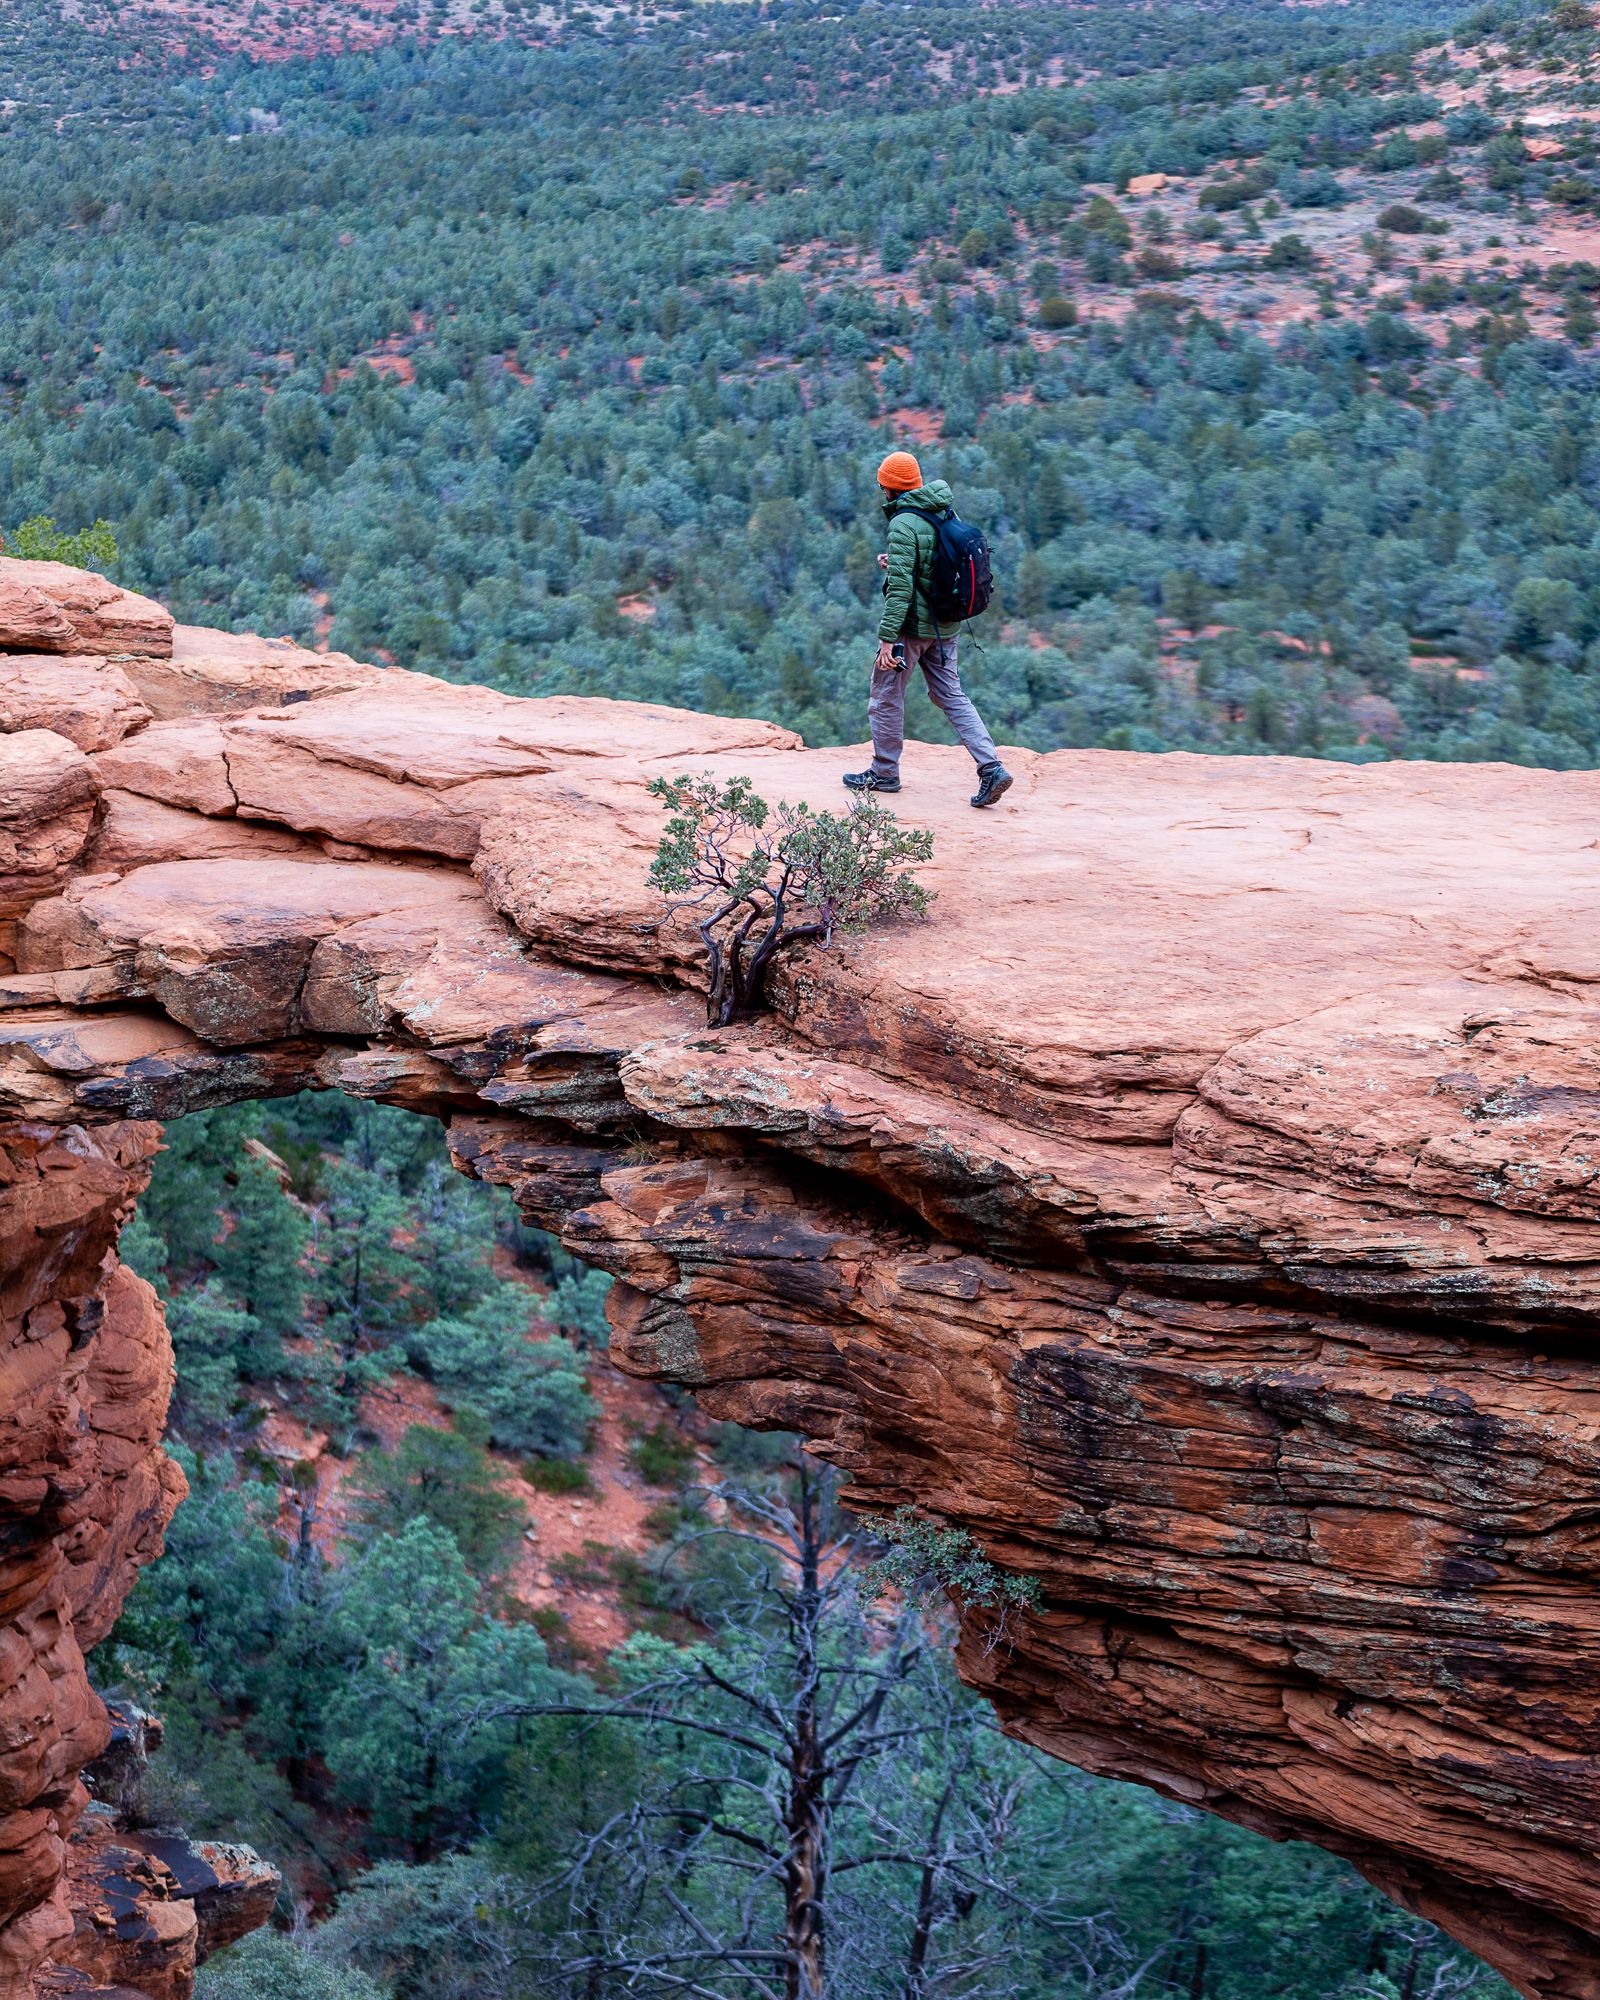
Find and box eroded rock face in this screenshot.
[0,1119,184,1998]
[5,594,1600,1995]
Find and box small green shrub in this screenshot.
[553,1539,613,1588]
[862,1505,1041,1615]
[1198,174,1266,212]
[1377,202,1445,235]
[1037,293,1078,328]
[1135,245,1182,279]
[196,1929,386,2000]
[522,1454,591,1495]
[648,773,934,1027]
[630,1421,698,1487]
[1264,233,1316,271]
[6,514,118,571]
[1082,193,1131,244]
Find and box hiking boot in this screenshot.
[971,761,1013,808]
[843,769,900,794]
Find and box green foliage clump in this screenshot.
[648,772,933,1025]
[1377,200,1445,233]
[1264,232,1316,270]
[522,1453,592,1495]
[197,1931,386,2000]
[213,1158,313,1350]
[6,514,117,570]
[326,1517,555,1855]
[310,1855,523,2000]
[1199,173,1268,211]
[629,1420,698,1487]
[99,1440,283,1707]
[121,1092,606,1452]
[352,1420,527,1578]
[538,1258,614,1348]
[862,1504,1042,1614]
[409,1300,598,1457]
[161,1285,264,1422]
[1082,192,1133,244]
[135,1103,272,1275]
[121,1106,313,1412]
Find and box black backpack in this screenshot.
[891,502,994,623]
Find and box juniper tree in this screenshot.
[647,773,934,1027]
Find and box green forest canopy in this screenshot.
[3,0,1599,764]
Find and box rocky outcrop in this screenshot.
[0,1117,182,1999]
[41,1815,278,2000]
[6,572,1600,1993]
[0,567,172,663]
[32,1703,279,2000]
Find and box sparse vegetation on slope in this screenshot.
[9,0,1600,766]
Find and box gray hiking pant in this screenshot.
[869,634,998,780]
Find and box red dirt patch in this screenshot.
[879,406,943,444]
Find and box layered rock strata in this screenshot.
[5,568,1600,1993]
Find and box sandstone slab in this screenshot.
[0,584,78,656]
[87,793,315,874]
[474,741,1600,1144]
[222,687,801,861]
[0,734,97,923]
[14,859,485,1045]
[92,723,235,821]
[123,624,393,722]
[0,566,172,662]
[0,661,149,755]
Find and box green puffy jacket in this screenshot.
[878,479,962,644]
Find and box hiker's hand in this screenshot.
[876,552,888,570]
[874,641,900,673]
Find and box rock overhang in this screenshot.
[2,579,1600,1994]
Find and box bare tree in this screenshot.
[1352,1923,1505,2000]
[486,1459,1116,1999]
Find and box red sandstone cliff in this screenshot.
[4,561,1600,1994]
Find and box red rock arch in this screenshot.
[4,568,1600,1996]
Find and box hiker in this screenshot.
[842,450,1012,809]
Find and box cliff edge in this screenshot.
[3,563,1600,1996]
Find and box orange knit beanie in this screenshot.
[877,451,922,492]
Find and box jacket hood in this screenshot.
[882,479,955,516]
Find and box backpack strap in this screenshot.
[884,503,945,628]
